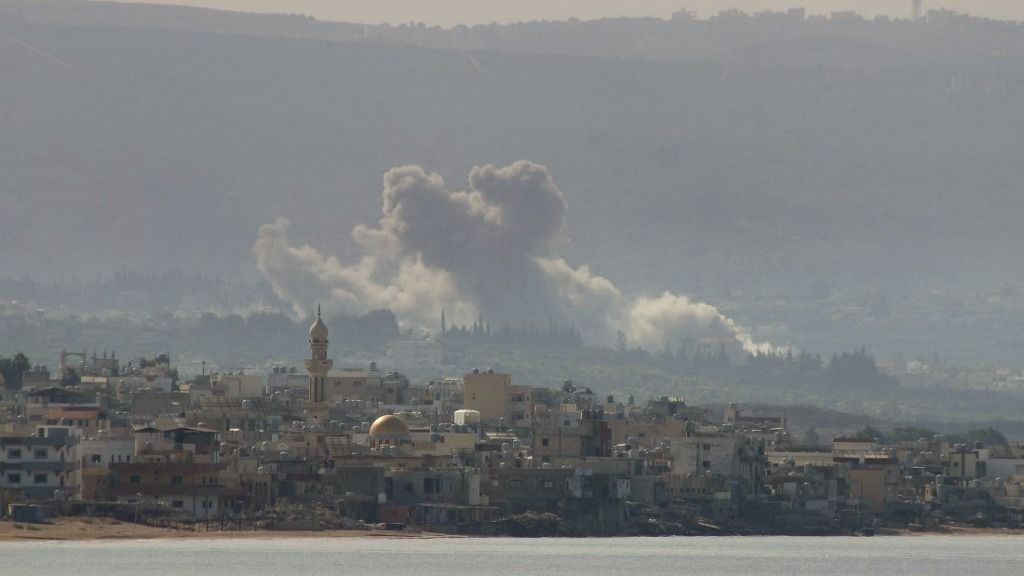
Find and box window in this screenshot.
[171,475,183,485]
[171,500,184,509]
[34,473,47,484]
[7,473,21,484]
[541,438,550,447]
[34,448,48,459]
[543,480,555,489]
[7,448,22,459]
[130,475,141,484]
[509,479,522,488]
[423,478,436,494]
[91,454,102,464]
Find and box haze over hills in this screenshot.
[2,1,1024,364]
[98,0,1024,25]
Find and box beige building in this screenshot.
[832,438,899,514]
[410,429,478,458]
[462,370,512,424]
[324,365,408,406]
[214,374,265,398]
[460,371,533,427]
[670,432,761,479]
[844,459,899,514]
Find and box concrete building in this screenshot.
[670,431,765,481]
[325,366,409,406]
[832,438,899,515]
[78,431,135,500]
[462,369,510,424]
[532,409,611,465]
[132,424,221,464]
[462,370,519,425]
[724,403,786,431]
[0,426,79,499]
[214,374,265,398]
[108,460,245,518]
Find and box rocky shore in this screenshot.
[5,516,1024,542]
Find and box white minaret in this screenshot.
[305,305,332,405]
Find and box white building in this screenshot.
[0,426,79,499]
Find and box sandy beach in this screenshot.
[6,517,1024,542]
[0,518,450,542]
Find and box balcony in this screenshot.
[0,461,77,472]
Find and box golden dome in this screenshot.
[368,414,410,440]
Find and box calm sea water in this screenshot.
[1,536,1021,575]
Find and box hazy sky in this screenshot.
[108,1,1024,26]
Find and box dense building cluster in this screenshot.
[2,314,1023,534]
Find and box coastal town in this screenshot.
[2,311,1023,537]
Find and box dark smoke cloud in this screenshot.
[253,161,770,352]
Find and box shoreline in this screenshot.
[0,518,452,542]
[4,518,1024,542]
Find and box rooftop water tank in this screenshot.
[454,409,481,426]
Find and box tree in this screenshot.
[951,428,1008,447]
[61,367,81,388]
[888,426,937,443]
[0,353,31,390]
[824,348,898,390]
[855,425,887,444]
[803,426,820,449]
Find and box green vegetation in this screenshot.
[3,307,1024,430]
[0,352,30,389]
[855,425,1010,446]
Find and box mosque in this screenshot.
[304,307,411,449]
[304,305,333,407]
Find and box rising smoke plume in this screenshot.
[253,161,770,352]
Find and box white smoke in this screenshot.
[253,161,771,353]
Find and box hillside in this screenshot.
[2,2,1024,364]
